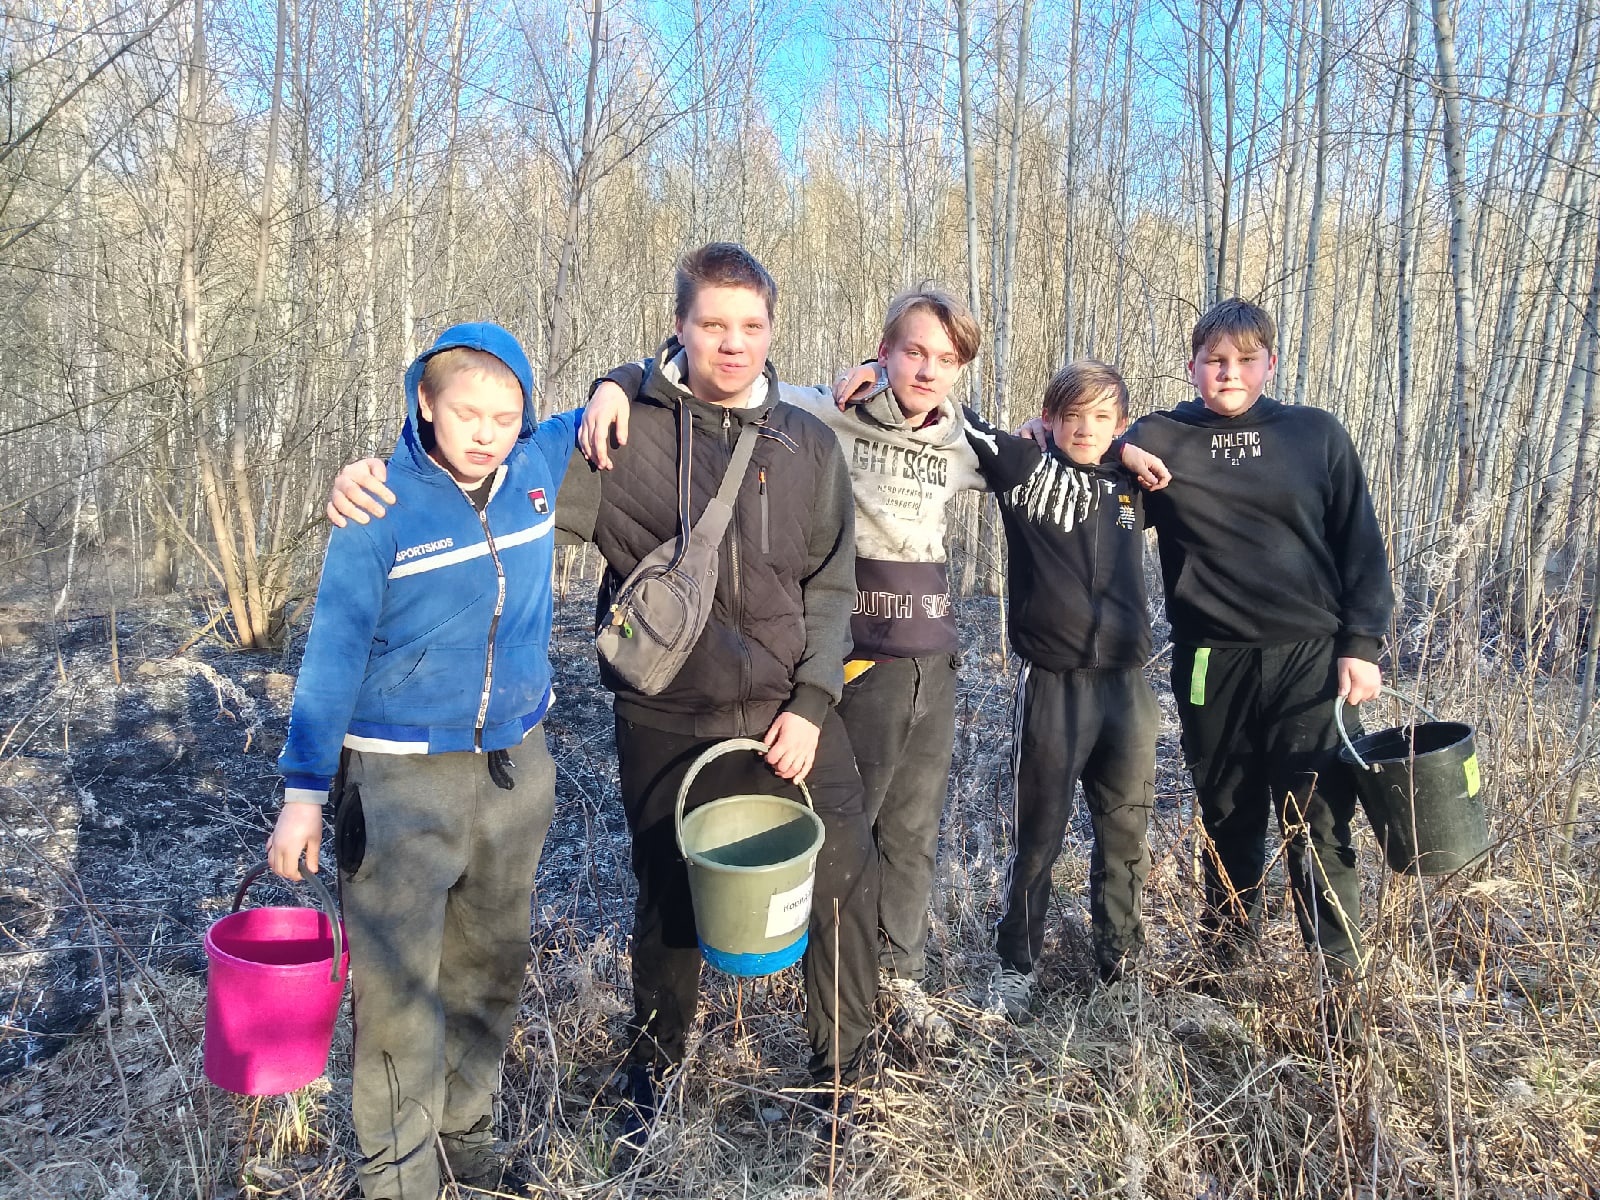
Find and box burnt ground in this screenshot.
[0,591,1188,1079]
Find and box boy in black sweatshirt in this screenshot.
[1121,298,1393,983]
[965,361,1157,1019]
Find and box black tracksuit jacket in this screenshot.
[964,408,1151,671]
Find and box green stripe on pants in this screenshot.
[1190,647,1210,706]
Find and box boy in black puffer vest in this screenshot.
[553,244,876,1139]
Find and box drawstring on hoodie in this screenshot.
[487,750,515,790]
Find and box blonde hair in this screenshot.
[419,347,522,404]
[881,286,982,365]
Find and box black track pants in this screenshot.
[995,664,1157,981]
[614,709,879,1081]
[1171,639,1364,974]
[837,654,958,981]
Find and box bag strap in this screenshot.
[664,404,762,569]
[714,421,762,508]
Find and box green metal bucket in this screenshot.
[1336,687,1489,876]
[674,738,827,977]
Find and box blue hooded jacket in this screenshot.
[278,323,578,800]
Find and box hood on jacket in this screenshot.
[1168,394,1282,427]
[848,362,968,451]
[641,335,778,422]
[399,322,538,472]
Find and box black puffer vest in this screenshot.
[586,358,843,736]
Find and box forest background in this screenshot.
[2,0,1600,1196]
[4,0,1598,648]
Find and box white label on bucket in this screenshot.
[765,872,816,939]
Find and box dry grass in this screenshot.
[3,641,1598,1199]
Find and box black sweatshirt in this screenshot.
[1123,396,1394,662]
[964,408,1152,671]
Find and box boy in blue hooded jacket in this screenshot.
[270,323,577,1199]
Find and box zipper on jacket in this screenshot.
[759,468,769,554]
[1088,476,1103,668]
[474,505,506,749]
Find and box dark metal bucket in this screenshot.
[1336,687,1488,876]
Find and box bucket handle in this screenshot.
[232,859,345,983]
[674,737,816,859]
[1334,685,1444,773]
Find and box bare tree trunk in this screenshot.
[179,0,252,644]
[1291,0,1331,408]
[955,0,984,597]
[1527,216,1600,618]
[545,0,605,408]
[1112,0,1138,358]
[989,0,1033,620]
[1476,0,1596,491]
[1060,0,1081,359]
[991,0,1033,432]
[956,0,984,414]
[1394,0,1420,536]
[1214,0,1246,299]
[228,0,287,643]
[1193,4,1218,305]
[1273,1,1312,346]
[442,0,470,312]
[1234,0,1266,297]
[1431,0,1481,514]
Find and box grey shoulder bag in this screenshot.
[596,402,761,695]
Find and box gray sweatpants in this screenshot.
[339,729,555,1200]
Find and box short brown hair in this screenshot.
[674,242,778,320]
[1191,297,1276,358]
[1042,359,1129,423]
[880,286,982,365]
[419,347,522,404]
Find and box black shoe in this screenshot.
[458,1163,533,1196]
[442,1125,532,1196]
[796,1082,865,1188]
[790,1080,861,1148]
[612,1063,658,1151]
[1315,987,1367,1059]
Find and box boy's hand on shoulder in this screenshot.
[762,712,820,783]
[1337,658,1382,706]
[326,458,393,527]
[832,364,880,410]
[267,802,324,881]
[1014,415,1049,449]
[1121,444,1172,491]
[578,380,631,470]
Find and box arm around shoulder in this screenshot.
[326,457,394,527]
[553,450,603,546]
[963,405,1043,492]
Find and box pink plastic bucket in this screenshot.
[203,863,348,1096]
